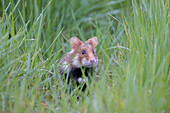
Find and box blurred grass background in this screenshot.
[0,0,170,113]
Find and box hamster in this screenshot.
[58,37,98,91]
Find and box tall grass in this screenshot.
[0,0,169,112]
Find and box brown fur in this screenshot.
[58,37,98,74]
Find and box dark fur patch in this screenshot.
[65,67,93,91]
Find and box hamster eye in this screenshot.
[92,50,95,54]
[82,50,86,54]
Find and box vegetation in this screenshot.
[0,0,169,112]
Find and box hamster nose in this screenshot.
[90,59,94,63]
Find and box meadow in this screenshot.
[0,0,170,112]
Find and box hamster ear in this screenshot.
[70,37,82,49]
[86,37,98,47]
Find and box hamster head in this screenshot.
[70,37,98,68]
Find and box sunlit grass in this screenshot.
[0,0,169,112]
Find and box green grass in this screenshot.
[0,0,170,112]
